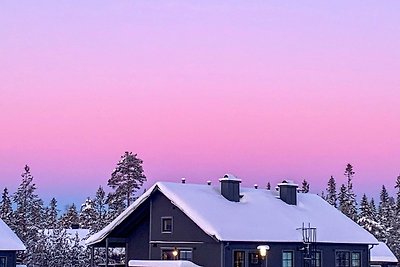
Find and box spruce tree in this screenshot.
[79,197,97,230]
[338,184,347,214]
[93,186,108,233]
[0,187,13,227]
[60,203,80,229]
[45,197,59,229]
[12,165,45,265]
[301,179,310,193]
[266,182,271,190]
[343,164,357,221]
[378,185,392,240]
[325,176,337,207]
[107,152,146,207]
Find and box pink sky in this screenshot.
[1,1,399,208]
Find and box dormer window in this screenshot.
[161,217,173,233]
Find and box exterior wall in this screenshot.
[126,215,150,260]
[0,251,17,267]
[224,242,370,267]
[149,191,221,267]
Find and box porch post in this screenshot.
[90,246,94,267]
[125,242,129,267]
[105,238,109,267]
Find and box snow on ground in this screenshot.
[129,260,202,267]
[0,218,25,251]
[370,242,398,263]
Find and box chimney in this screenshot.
[219,174,241,202]
[254,184,258,189]
[277,180,298,205]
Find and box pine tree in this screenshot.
[68,232,85,267]
[107,152,146,207]
[343,164,357,221]
[93,186,108,233]
[0,187,13,227]
[60,203,80,229]
[45,197,59,229]
[301,179,310,193]
[391,175,400,260]
[378,185,392,240]
[357,194,383,235]
[338,184,347,214]
[325,176,337,207]
[12,165,45,265]
[80,197,97,230]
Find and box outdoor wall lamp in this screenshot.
[257,245,270,267]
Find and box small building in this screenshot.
[370,242,398,267]
[0,219,25,267]
[87,174,379,267]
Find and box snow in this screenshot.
[0,218,25,251]
[218,173,241,182]
[370,242,398,263]
[43,228,90,247]
[87,181,378,246]
[128,260,202,267]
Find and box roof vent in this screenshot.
[207,180,212,185]
[277,180,298,205]
[181,178,186,184]
[254,184,258,189]
[219,173,241,202]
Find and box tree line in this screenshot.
[0,152,146,267]
[301,163,400,262]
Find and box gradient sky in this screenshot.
[1,1,399,209]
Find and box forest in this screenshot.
[1,155,399,267]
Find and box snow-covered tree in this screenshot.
[378,185,393,241]
[357,194,383,236]
[45,197,59,229]
[80,197,97,230]
[0,187,13,227]
[12,165,45,265]
[60,203,80,229]
[301,179,310,193]
[325,176,337,207]
[340,164,357,221]
[107,152,146,207]
[93,185,108,233]
[68,232,85,267]
[338,184,347,214]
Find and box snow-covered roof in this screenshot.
[87,181,378,246]
[0,218,26,251]
[129,260,202,267]
[370,242,398,263]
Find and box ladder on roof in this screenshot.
[297,223,317,267]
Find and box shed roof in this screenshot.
[0,218,26,251]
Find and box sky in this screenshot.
[1,1,399,209]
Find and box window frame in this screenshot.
[233,250,245,267]
[179,248,193,261]
[0,256,7,267]
[351,251,361,267]
[161,216,173,233]
[282,250,294,267]
[335,250,350,267]
[315,250,322,267]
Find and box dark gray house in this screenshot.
[370,242,398,267]
[87,174,378,267]
[0,218,25,267]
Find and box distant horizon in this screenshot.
[1,1,399,210]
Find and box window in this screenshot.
[234,251,245,267]
[315,251,322,267]
[161,249,175,260]
[351,252,361,267]
[336,251,350,267]
[249,252,259,264]
[0,257,6,267]
[282,251,294,267]
[180,250,193,261]
[161,217,173,233]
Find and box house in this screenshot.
[87,174,379,267]
[0,218,25,267]
[370,242,398,267]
